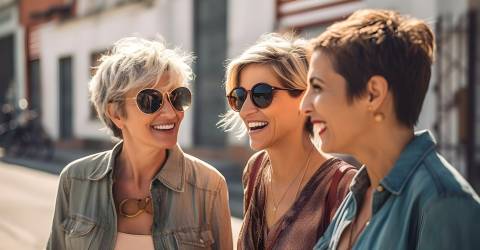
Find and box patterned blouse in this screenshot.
[237,151,357,250]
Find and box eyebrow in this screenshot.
[309,76,325,85]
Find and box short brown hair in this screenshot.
[311,9,434,127]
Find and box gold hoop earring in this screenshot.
[374,112,385,122]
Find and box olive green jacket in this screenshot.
[47,142,233,250]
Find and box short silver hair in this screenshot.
[89,36,194,138]
[218,33,310,137]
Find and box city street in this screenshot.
[0,161,242,250]
[2,0,480,249]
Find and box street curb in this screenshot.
[0,156,65,174]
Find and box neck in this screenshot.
[266,130,325,182]
[352,123,414,188]
[117,138,168,189]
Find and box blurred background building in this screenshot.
[1,0,479,192]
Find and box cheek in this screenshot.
[176,111,185,122]
[274,101,302,126]
[238,111,247,123]
[124,105,145,123]
[312,94,325,113]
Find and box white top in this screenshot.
[114,232,154,250]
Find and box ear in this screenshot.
[365,75,389,111]
[106,103,124,130]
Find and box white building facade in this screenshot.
[0,0,26,108]
[35,0,479,184]
[37,0,194,145]
[37,0,276,148]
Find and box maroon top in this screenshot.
[238,151,357,250]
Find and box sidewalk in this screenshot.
[0,160,242,250]
[0,161,58,249]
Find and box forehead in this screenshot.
[238,63,282,89]
[128,72,185,96]
[150,73,185,92]
[309,50,349,93]
[309,50,334,74]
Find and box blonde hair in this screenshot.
[218,33,310,137]
[89,36,194,138]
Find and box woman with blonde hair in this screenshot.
[220,33,357,249]
[47,37,232,250]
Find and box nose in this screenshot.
[300,90,313,116]
[239,93,257,117]
[158,96,177,118]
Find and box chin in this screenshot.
[249,140,268,151]
[154,140,177,150]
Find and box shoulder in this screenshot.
[59,150,112,181]
[327,158,358,202]
[183,153,227,192]
[411,152,480,248]
[242,150,267,187]
[424,152,477,195]
[399,150,480,221]
[417,193,480,248]
[329,158,358,187]
[408,151,479,202]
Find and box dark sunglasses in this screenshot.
[131,87,192,114]
[226,82,302,112]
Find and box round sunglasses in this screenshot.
[130,87,192,114]
[226,82,302,112]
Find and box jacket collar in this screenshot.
[153,143,186,192]
[88,141,122,181]
[380,130,437,195]
[88,141,186,192]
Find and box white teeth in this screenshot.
[152,124,175,130]
[314,122,326,133]
[248,121,268,129]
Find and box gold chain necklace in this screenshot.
[268,146,314,214]
[118,196,153,218]
[113,164,154,218]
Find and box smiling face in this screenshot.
[300,50,370,154]
[110,74,185,150]
[235,63,306,150]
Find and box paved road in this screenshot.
[0,161,242,250]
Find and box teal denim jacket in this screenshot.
[314,130,480,250]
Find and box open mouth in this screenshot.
[248,121,269,132]
[151,123,175,131]
[313,122,327,136]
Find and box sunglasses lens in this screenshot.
[136,89,162,114]
[170,87,192,111]
[251,83,274,109]
[228,88,247,112]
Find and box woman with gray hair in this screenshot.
[47,37,233,250]
[220,33,357,250]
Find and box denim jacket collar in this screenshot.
[87,141,186,192]
[154,143,186,192]
[380,130,437,195]
[87,141,122,181]
[350,166,369,194]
